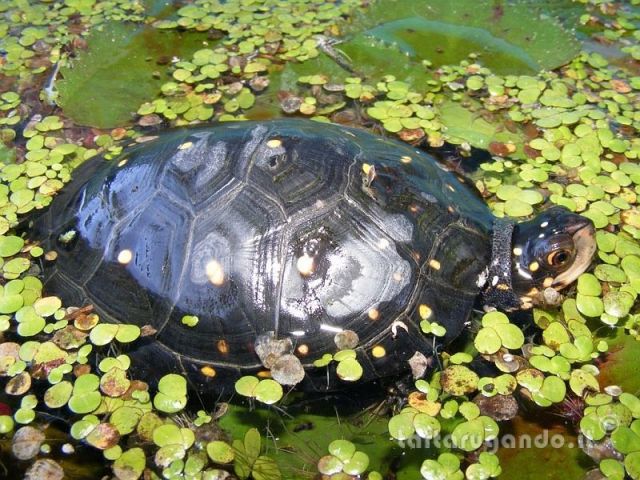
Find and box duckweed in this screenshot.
[420,452,463,480]
[234,375,284,405]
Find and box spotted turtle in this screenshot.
[34,119,596,391]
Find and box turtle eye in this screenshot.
[547,249,571,267]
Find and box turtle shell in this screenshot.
[35,119,494,391]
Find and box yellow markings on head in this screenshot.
[117,249,133,265]
[178,141,193,150]
[368,308,380,320]
[419,304,433,320]
[529,261,540,272]
[543,277,554,288]
[429,259,441,270]
[400,155,412,164]
[371,345,386,358]
[206,260,225,286]
[297,344,309,356]
[513,247,523,256]
[117,159,128,167]
[296,254,315,277]
[217,340,229,354]
[266,138,282,148]
[362,163,372,175]
[200,366,216,377]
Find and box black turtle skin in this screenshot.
[34,119,496,392]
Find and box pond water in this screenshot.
[0,0,639,479]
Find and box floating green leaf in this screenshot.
[58,24,210,128]
[153,374,187,414]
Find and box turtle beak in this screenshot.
[552,216,596,289]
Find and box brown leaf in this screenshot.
[52,326,88,349]
[398,128,425,143]
[12,426,45,460]
[86,423,120,450]
[5,371,32,396]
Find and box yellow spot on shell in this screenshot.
[266,138,282,148]
[429,259,441,270]
[513,247,522,256]
[529,261,540,272]
[419,304,432,320]
[543,277,554,288]
[200,366,216,377]
[117,249,133,265]
[206,260,225,286]
[217,340,229,354]
[296,254,314,276]
[178,141,193,150]
[400,155,412,164]
[297,344,309,356]
[377,238,390,249]
[362,163,372,175]
[368,308,380,320]
[372,345,386,358]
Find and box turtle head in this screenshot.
[511,206,596,307]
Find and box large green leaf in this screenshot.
[219,402,400,478]
[58,23,212,128]
[345,0,581,74]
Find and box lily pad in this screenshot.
[58,24,211,128]
[348,0,580,74]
